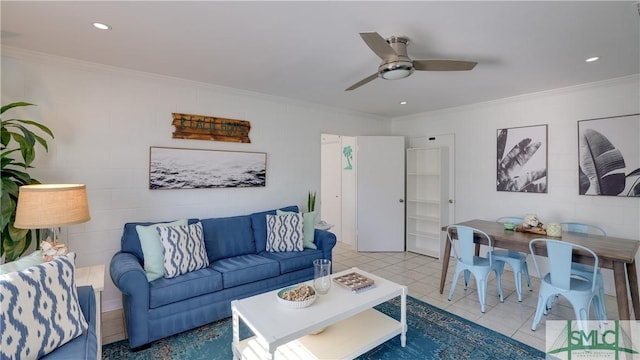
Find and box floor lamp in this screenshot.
[14,184,90,260]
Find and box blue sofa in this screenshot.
[110,205,337,349]
[42,286,98,359]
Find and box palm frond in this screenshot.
[497,138,540,184]
[579,129,626,195]
[497,129,508,162]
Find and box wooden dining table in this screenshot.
[439,219,640,320]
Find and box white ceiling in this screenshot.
[1,1,639,118]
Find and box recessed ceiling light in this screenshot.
[400,101,408,105]
[585,56,599,63]
[92,22,111,30]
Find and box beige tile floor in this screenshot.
[101,241,623,352]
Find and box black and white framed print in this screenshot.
[578,113,640,197]
[497,124,548,193]
[149,146,266,189]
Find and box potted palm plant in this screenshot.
[1,102,54,262]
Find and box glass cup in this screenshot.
[313,259,332,295]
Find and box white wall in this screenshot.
[1,48,391,311]
[391,75,640,295]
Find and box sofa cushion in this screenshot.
[250,206,298,253]
[266,213,304,252]
[0,255,87,360]
[158,222,209,278]
[136,219,189,281]
[210,254,280,288]
[259,249,324,274]
[201,216,256,262]
[149,267,223,308]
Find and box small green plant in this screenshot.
[1,102,54,261]
[307,191,316,212]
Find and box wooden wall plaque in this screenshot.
[172,113,251,143]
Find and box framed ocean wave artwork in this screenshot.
[497,124,548,193]
[149,146,266,189]
[578,113,640,197]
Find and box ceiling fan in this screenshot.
[346,32,478,91]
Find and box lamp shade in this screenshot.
[14,184,91,229]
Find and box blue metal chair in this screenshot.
[446,225,504,313]
[490,217,533,302]
[557,222,607,320]
[529,238,606,332]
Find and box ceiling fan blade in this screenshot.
[345,73,379,91]
[413,59,477,71]
[360,32,397,59]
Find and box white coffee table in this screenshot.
[231,267,407,360]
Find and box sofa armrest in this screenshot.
[314,229,337,261]
[110,252,149,296]
[110,252,151,348]
[77,286,96,331]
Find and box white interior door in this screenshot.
[356,136,405,252]
[340,136,357,248]
[320,134,342,242]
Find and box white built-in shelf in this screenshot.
[407,230,440,238]
[406,147,449,259]
[407,172,440,176]
[407,214,439,222]
[407,198,440,205]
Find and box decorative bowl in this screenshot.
[276,285,317,309]
[504,222,515,231]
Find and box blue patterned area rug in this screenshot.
[102,296,544,359]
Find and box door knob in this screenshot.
[399,199,404,203]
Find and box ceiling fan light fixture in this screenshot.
[379,61,414,80]
[92,22,111,30]
[346,31,477,91]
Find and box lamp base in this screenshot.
[40,227,68,261]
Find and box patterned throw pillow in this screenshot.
[266,213,304,252]
[276,209,317,249]
[0,254,88,360]
[157,222,209,278]
[136,219,189,281]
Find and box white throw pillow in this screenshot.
[0,254,87,360]
[136,219,189,281]
[157,222,209,278]
[266,213,304,252]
